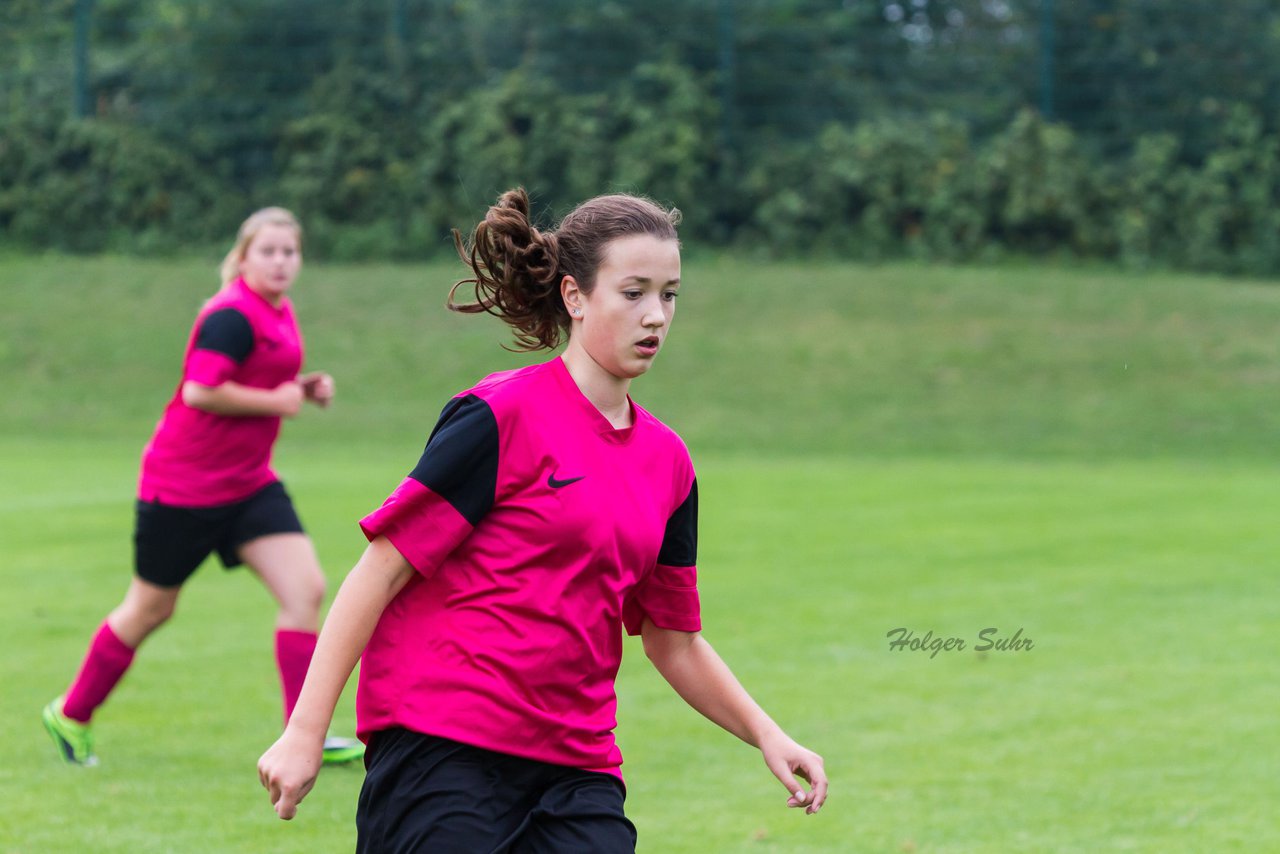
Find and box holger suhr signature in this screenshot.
[886,627,1033,659]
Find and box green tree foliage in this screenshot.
[978,109,1107,256]
[4,0,1280,274]
[1052,0,1280,162]
[1,0,78,122]
[0,117,231,251]
[1171,109,1280,276]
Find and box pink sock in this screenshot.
[275,629,317,725]
[62,621,136,723]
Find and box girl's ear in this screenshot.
[561,275,583,317]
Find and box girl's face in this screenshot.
[240,223,301,304]
[573,234,681,381]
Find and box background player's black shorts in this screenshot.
[357,729,637,854]
[133,481,304,588]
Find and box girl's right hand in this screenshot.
[274,381,305,417]
[258,728,324,820]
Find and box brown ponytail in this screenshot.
[449,187,681,351]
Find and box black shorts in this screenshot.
[133,481,304,588]
[356,730,636,854]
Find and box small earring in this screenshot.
[572,309,581,316]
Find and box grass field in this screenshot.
[2,254,1278,852]
[5,253,1280,459]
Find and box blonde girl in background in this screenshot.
[43,208,361,767]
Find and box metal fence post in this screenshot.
[718,0,737,156]
[74,0,95,118]
[1039,0,1055,120]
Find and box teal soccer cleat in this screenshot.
[322,736,365,766]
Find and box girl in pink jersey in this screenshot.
[43,208,361,768]
[258,189,828,852]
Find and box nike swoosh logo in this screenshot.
[547,472,586,489]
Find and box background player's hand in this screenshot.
[759,730,827,815]
[299,371,335,408]
[273,381,305,417]
[258,728,324,820]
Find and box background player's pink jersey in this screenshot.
[138,278,303,507]
[358,357,700,779]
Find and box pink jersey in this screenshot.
[358,357,700,779]
[138,278,303,507]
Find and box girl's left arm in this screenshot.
[640,621,828,814]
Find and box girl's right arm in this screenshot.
[258,536,415,820]
[182,379,305,417]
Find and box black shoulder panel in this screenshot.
[194,308,254,363]
[657,478,698,567]
[408,395,500,527]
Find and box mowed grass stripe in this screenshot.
[3,441,1275,852]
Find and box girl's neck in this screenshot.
[560,346,632,429]
[242,276,284,308]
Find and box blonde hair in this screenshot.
[218,207,303,288]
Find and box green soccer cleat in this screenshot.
[42,697,98,767]
[322,736,364,766]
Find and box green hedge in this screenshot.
[0,118,238,253]
[4,96,1280,276]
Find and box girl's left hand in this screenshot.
[300,372,335,408]
[759,730,828,815]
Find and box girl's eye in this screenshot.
[662,291,679,301]
[624,291,642,300]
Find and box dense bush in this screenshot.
[1114,133,1183,270]
[6,100,1280,276]
[7,0,1280,273]
[272,59,723,257]
[1169,108,1280,276]
[739,107,1280,270]
[977,110,1110,257]
[0,118,236,252]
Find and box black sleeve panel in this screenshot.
[408,395,500,528]
[194,308,254,363]
[657,478,698,567]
